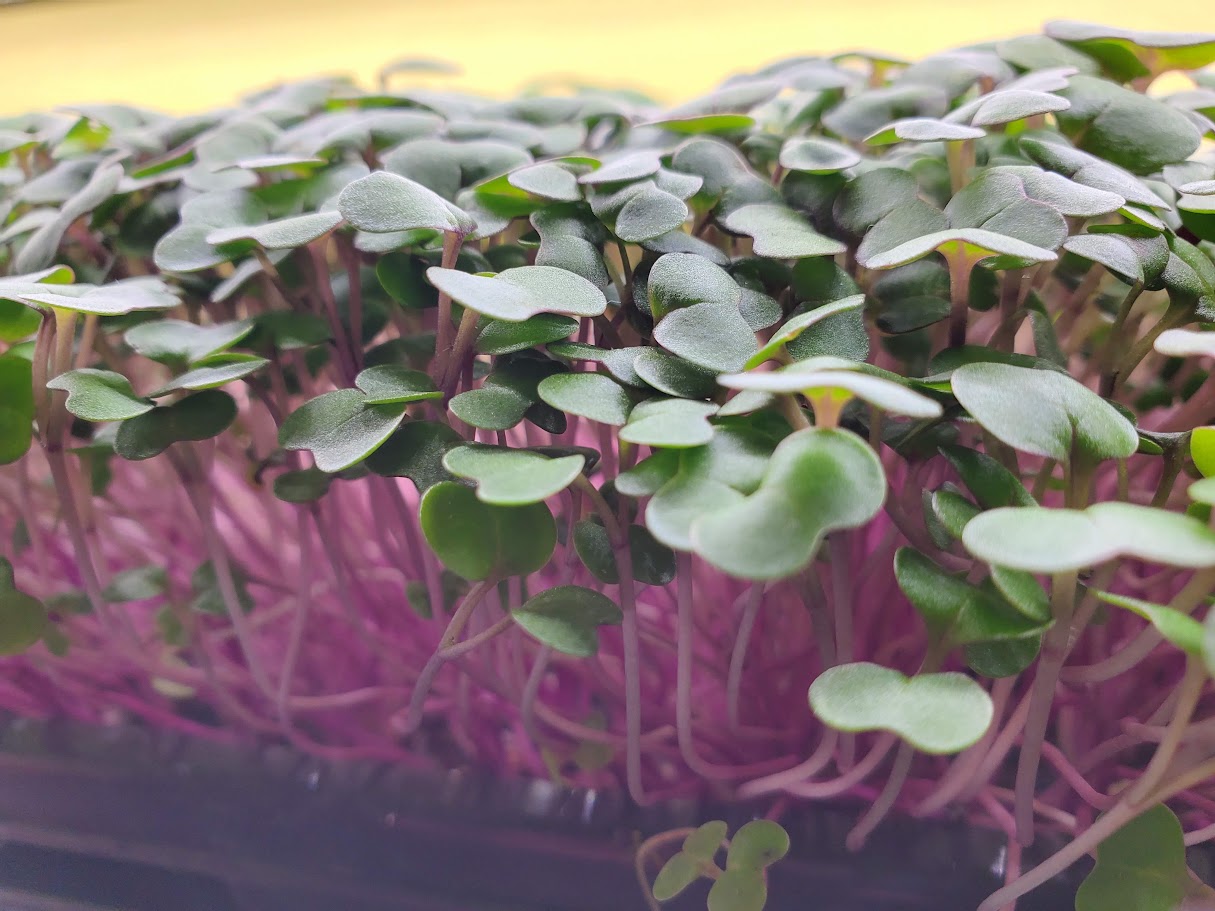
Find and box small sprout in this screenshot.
[650,820,789,911]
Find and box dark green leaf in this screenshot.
[115,390,238,461]
[1057,76,1202,175]
[125,319,254,366]
[279,389,408,473]
[419,481,556,580]
[476,313,578,355]
[511,585,622,656]
[366,420,462,492]
[573,520,677,586]
[1075,804,1202,911]
[354,365,441,404]
[693,428,885,579]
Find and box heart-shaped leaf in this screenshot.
[427,265,607,321]
[365,420,462,492]
[449,356,565,431]
[511,585,622,656]
[337,170,469,234]
[619,398,717,448]
[419,481,556,580]
[955,88,1071,128]
[154,190,268,273]
[613,182,689,242]
[449,384,532,430]
[952,362,1137,464]
[1064,231,1169,286]
[47,369,153,422]
[354,365,441,404]
[15,278,179,317]
[1075,804,1208,911]
[477,313,578,355]
[647,465,744,552]
[634,349,718,399]
[654,301,758,373]
[647,252,741,320]
[720,204,846,259]
[279,388,408,473]
[147,355,269,396]
[443,445,584,505]
[579,150,663,186]
[808,662,994,754]
[725,820,790,871]
[693,428,885,579]
[125,319,254,366]
[1057,75,1202,175]
[964,502,1215,572]
[507,160,586,201]
[114,390,238,461]
[537,372,632,426]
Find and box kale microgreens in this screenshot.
[4,21,1215,911]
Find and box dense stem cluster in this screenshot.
[3,20,1215,910]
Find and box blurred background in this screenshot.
[1,0,1212,114]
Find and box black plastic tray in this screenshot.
[0,716,1080,911]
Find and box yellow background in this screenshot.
[2,0,1213,115]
